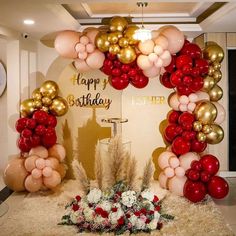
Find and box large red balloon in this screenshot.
[130,74,148,89]
[207,176,229,199]
[195,59,209,76]
[33,110,48,125]
[200,155,220,175]
[168,110,181,123]
[165,55,176,73]
[160,72,175,89]
[176,55,193,69]
[109,76,129,90]
[178,112,195,125]
[191,139,207,153]
[15,118,28,133]
[164,124,179,142]
[180,43,202,59]
[172,137,191,155]
[184,180,207,203]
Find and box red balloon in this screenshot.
[113,60,122,68]
[170,70,183,86]
[189,77,204,92]
[164,124,179,142]
[18,137,31,153]
[200,171,211,183]
[160,72,175,89]
[26,119,36,130]
[184,180,206,203]
[47,115,57,128]
[168,110,181,123]
[30,134,41,147]
[182,131,196,141]
[182,64,192,75]
[111,68,122,77]
[176,55,193,69]
[165,56,176,73]
[182,76,193,86]
[187,169,200,181]
[180,43,202,59]
[191,160,202,171]
[35,125,46,136]
[130,75,148,89]
[107,53,116,61]
[172,137,191,155]
[207,176,229,199]
[191,139,207,153]
[21,128,33,138]
[121,64,130,73]
[182,122,193,131]
[177,84,192,96]
[128,68,138,78]
[191,67,200,78]
[45,127,56,136]
[102,65,113,75]
[103,58,113,67]
[200,155,220,175]
[110,76,129,90]
[15,118,28,133]
[195,59,209,76]
[33,110,48,125]
[178,112,195,125]
[42,133,57,148]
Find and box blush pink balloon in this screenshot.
[78,51,88,60]
[48,144,66,162]
[86,29,99,44]
[195,91,210,101]
[189,93,198,103]
[179,95,189,104]
[158,172,168,189]
[153,45,163,55]
[160,26,185,54]
[74,59,91,72]
[154,58,163,68]
[187,102,196,112]
[179,103,188,112]
[151,30,160,40]
[35,158,46,170]
[45,157,59,169]
[179,152,200,171]
[158,151,176,169]
[154,35,169,50]
[164,167,175,178]
[175,166,185,177]
[43,170,61,189]
[137,55,153,70]
[138,39,155,55]
[54,30,81,59]
[24,155,39,172]
[161,50,172,67]
[86,43,95,53]
[212,102,226,124]
[143,66,160,78]
[75,43,86,53]
[168,92,180,111]
[24,174,42,192]
[80,35,89,45]
[86,49,105,69]
[29,146,48,159]
[148,53,158,62]
[169,156,180,168]
[42,166,53,177]
[31,168,42,179]
[168,176,187,196]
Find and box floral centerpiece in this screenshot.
[60,136,173,235]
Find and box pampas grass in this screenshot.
[126,157,138,190]
[94,143,103,190]
[72,159,90,194]
[141,158,154,190]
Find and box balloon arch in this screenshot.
[4,16,228,203]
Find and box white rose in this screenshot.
[98,200,112,212]
[109,208,124,225]
[135,218,146,230]
[129,214,138,226]
[94,215,105,224]
[141,190,155,202]
[83,207,94,222]
[87,188,102,204]
[154,211,160,221]
[70,211,80,224]
[121,190,137,207]
[148,219,158,230]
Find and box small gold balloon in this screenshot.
[194,100,217,125]
[20,99,35,117]
[193,121,203,132]
[40,80,59,99]
[95,33,110,52]
[109,16,128,32]
[34,99,43,109]
[196,132,206,142]
[49,96,68,116]
[32,88,42,100]
[212,61,221,70]
[124,25,140,45]
[109,44,120,55]
[41,106,49,113]
[108,31,123,44]
[42,96,53,106]
[117,46,136,64]
[206,124,224,144]
[203,43,224,63]
[212,70,222,83]
[209,85,223,102]
[202,76,215,92]
[202,124,212,134]
[208,66,215,76]
[118,37,129,48]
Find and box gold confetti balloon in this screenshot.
[209,84,223,102]
[206,124,224,144]
[117,46,136,64]
[40,80,59,99]
[20,99,35,117]
[49,97,68,116]
[109,16,128,32]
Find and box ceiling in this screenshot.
[0,0,236,41]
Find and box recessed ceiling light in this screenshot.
[23,19,35,25]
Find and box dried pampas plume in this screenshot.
[94,143,103,190]
[126,157,138,190]
[72,159,90,194]
[141,158,154,191]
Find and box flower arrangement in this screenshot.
[60,136,173,234]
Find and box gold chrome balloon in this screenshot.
[196,132,206,142]
[193,121,203,132]
[118,37,129,48]
[209,85,223,101]
[49,96,68,116]
[109,16,128,32]
[194,100,217,125]
[203,43,224,63]
[32,88,42,100]
[206,124,224,144]
[42,96,53,106]
[213,70,222,83]
[108,31,123,44]
[41,106,49,113]
[95,33,110,52]
[117,46,136,64]
[202,76,215,92]
[20,99,35,117]
[124,25,140,45]
[202,124,212,134]
[212,61,221,70]
[208,66,215,76]
[40,80,59,99]
[34,99,43,109]
[109,44,120,55]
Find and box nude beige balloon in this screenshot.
[24,174,42,192]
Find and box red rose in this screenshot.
[155,205,161,211]
[72,204,79,211]
[126,213,131,218]
[111,207,118,212]
[75,195,81,202]
[145,218,151,224]
[140,208,147,215]
[134,211,141,217]
[153,195,159,203]
[117,217,125,225]
[101,210,109,218]
[149,210,154,215]
[95,207,103,215]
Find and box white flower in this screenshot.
[83,207,94,222]
[135,218,146,230]
[121,190,137,207]
[87,188,102,204]
[142,200,154,211]
[148,219,158,230]
[154,211,160,221]
[70,211,80,224]
[141,190,155,202]
[94,215,105,224]
[98,200,112,212]
[109,206,124,225]
[129,214,138,226]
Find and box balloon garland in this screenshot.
[53,16,229,203]
[3,81,68,192]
